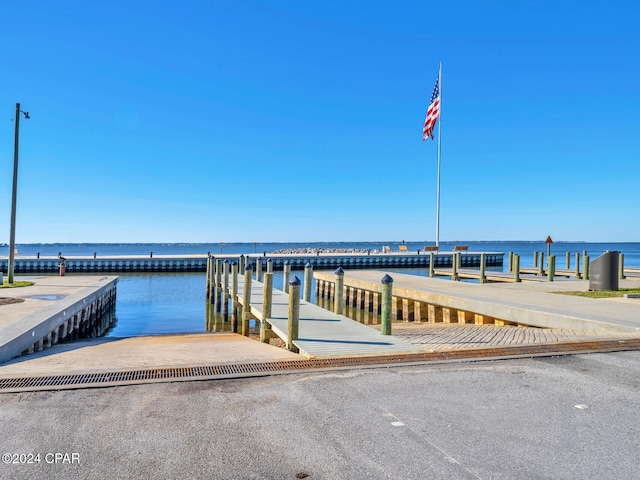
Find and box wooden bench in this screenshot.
[453,245,469,252]
[399,245,408,252]
[423,246,439,252]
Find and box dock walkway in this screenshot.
[314,270,640,334]
[233,278,421,358]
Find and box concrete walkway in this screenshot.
[318,270,640,333]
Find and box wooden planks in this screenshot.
[234,278,421,358]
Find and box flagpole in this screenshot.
[435,61,442,248]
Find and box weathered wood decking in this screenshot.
[233,278,421,358]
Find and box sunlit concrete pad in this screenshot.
[0,333,301,378]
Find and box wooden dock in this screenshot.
[225,277,421,358]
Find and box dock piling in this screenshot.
[547,255,556,282]
[479,253,486,284]
[256,257,263,282]
[260,272,274,343]
[222,260,230,320]
[231,262,239,333]
[287,276,301,353]
[242,264,253,336]
[303,262,313,302]
[283,261,291,293]
[334,267,345,315]
[381,274,393,335]
[514,254,521,283]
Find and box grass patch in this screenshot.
[0,280,35,288]
[556,288,640,298]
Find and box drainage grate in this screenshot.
[1,339,639,393]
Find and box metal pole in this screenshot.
[8,103,21,284]
[435,62,442,248]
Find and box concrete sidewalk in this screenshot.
[323,270,640,333]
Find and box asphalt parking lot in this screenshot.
[1,350,639,479]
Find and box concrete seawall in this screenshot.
[0,252,504,274]
[0,276,117,363]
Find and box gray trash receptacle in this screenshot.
[589,251,619,291]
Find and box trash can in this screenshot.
[589,251,619,291]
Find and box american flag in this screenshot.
[422,74,440,141]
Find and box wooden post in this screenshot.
[534,251,538,268]
[479,253,486,284]
[538,252,545,276]
[256,257,263,282]
[303,262,313,302]
[222,260,230,321]
[287,276,301,353]
[266,258,273,273]
[566,251,571,269]
[260,272,274,343]
[239,254,245,271]
[574,252,581,278]
[283,261,291,293]
[514,254,521,283]
[231,261,239,333]
[456,251,462,269]
[547,255,556,282]
[214,259,222,309]
[334,267,344,315]
[584,255,590,280]
[429,252,435,277]
[619,253,625,279]
[205,256,212,299]
[381,274,393,335]
[451,253,459,281]
[242,264,253,336]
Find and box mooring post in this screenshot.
[231,261,239,333]
[222,260,230,321]
[451,253,459,281]
[260,272,274,343]
[584,255,590,280]
[287,276,301,353]
[479,253,486,284]
[256,257,263,282]
[334,267,345,315]
[533,251,538,268]
[547,255,556,282]
[507,252,513,273]
[205,255,212,299]
[214,259,222,309]
[619,253,625,279]
[303,262,313,302]
[538,252,545,276]
[283,260,291,293]
[239,254,245,271]
[242,264,253,336]
[266,258,273,274]
[381,274,393,335]
[575,252,581,278]
[566,251,571,269]
[429,252,435,277]
[514,254,521,283]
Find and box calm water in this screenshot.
[11,241,637,337]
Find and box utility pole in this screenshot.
[8,103,29,284]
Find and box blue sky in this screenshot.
[1,0,638,243]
